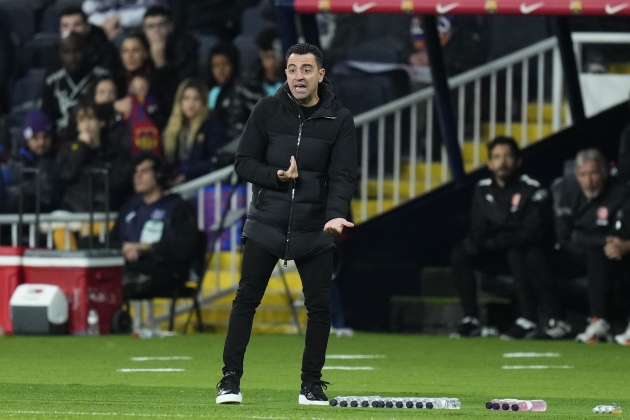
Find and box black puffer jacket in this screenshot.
[235,78,357,260]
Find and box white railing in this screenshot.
[352,36,569,224]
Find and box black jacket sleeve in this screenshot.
[151,200,199,264]
[234,98,290,191]
[464,186,489,252]
[325,112,357,221]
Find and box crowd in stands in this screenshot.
[0,0,284,224]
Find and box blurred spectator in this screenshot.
[163,78,227,185]
[40,32,109,138]
[242,27,285,98]
[0,19,16,114]
[617,94,630,184]
[56,101,133,213]
[3,109,59,214]
[57,6,120,74]
[451,137,565,339]
[553,148,630,343]
[112,152,199,300]
[117,30,167,128]
[82,0,168,41]
[141,6,198,104]
[207,43,259,140]
[169,0,256,41]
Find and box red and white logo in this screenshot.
[597,206,609,221]
[605,3,629,14]
[352,1,377,13]
[436,2,459,13]
[520,1,544,14]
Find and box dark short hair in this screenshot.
[124,28,151,53]
[208,43,240,84]
[285,43,324,69]
[487,136,521,159]
[60,6,87,21]
[143,6,172,21]
[255,27,278,51]
[132,151,168,189]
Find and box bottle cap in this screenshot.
[485,402,493,409]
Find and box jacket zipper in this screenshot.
[282,90,337,266]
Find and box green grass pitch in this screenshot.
[0,333,628,419]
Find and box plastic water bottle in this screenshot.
[446,398,462,409]
[358,396,381,407]
[87,307,100,336]
[348,396,360,407]
[511,400,547,412]
[593,405,622,414]
[488,398,518,410]
[410,398,424,408]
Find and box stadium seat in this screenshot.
[0,3,35,44]
[346,37,405,64]
[39,6,60,33]
[332,74,391,116]
[233,34,258,77]
[240,4,275,37]
[11,68,45,111]
[26,32,60,69]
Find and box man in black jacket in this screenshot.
[553,148,630,343]
[216,43,357,406]
[451,137,567,340]
[112,152,199,300]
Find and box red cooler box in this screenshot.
[22,249,124,335]
[0,246,26,335]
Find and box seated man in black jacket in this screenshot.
[451,136,567,340]
[554,148,630,343]
[112,152,199,300]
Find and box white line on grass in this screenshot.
[118,368,185,372]
[131,356,192,361]
[502,365,573,370]
[1,410,290,419]
[322,366,374,370]
[503,352,560,358]
[325,354,385,359]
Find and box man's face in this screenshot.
[576,159,606,199]
[134,159,159,194]
[487,144,519,182]
[260,49,280,76]
[60,44,85,73]
[143,15,172,41]
[27,132,52,156]
[285,53,324,107]
[121,38,148,73]
[60,14,89,37]
[211,54,232,86]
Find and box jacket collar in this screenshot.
[276,76,339,118]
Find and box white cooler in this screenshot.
[10,284,69,335]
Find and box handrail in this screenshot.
[168,164,236,199]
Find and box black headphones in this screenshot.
[133,151,168,189]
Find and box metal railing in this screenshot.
[352,36,569,223]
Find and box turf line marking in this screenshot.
[502,365,573,370]
[131,356,192,361]
[1,410,290,419]
[326,354,385,359]
[118,368,185,372]
[323,366,374,370]
[503,352,560,358]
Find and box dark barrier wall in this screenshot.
[337,103,630,331]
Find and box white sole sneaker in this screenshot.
[614,334,630,345]
[298,395,329,405]
[216,393,242,404]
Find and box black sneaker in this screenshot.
[500,317,537,340]
[450,316,481,338]
[299,381,330,405]
[543,318,571,339]
[216,371,242,404]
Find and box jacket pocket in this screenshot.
[253,186,266,209]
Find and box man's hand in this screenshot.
[324,218,354,236]
[277,156,298,182]
[122,242,144,262]
[149,39,167,68]
[101,15,122,40]
[605,236,629,260]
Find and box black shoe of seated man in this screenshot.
[542,318,572,340]
[451,316,481,338]
[500,317,537,340]
[299,380,330,405]
[216,371,242,404]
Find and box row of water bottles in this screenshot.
[329,396,460,409]
[485,399,547,412]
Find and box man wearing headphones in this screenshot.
[112,151,199,300]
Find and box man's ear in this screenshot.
[318,68,325,83]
